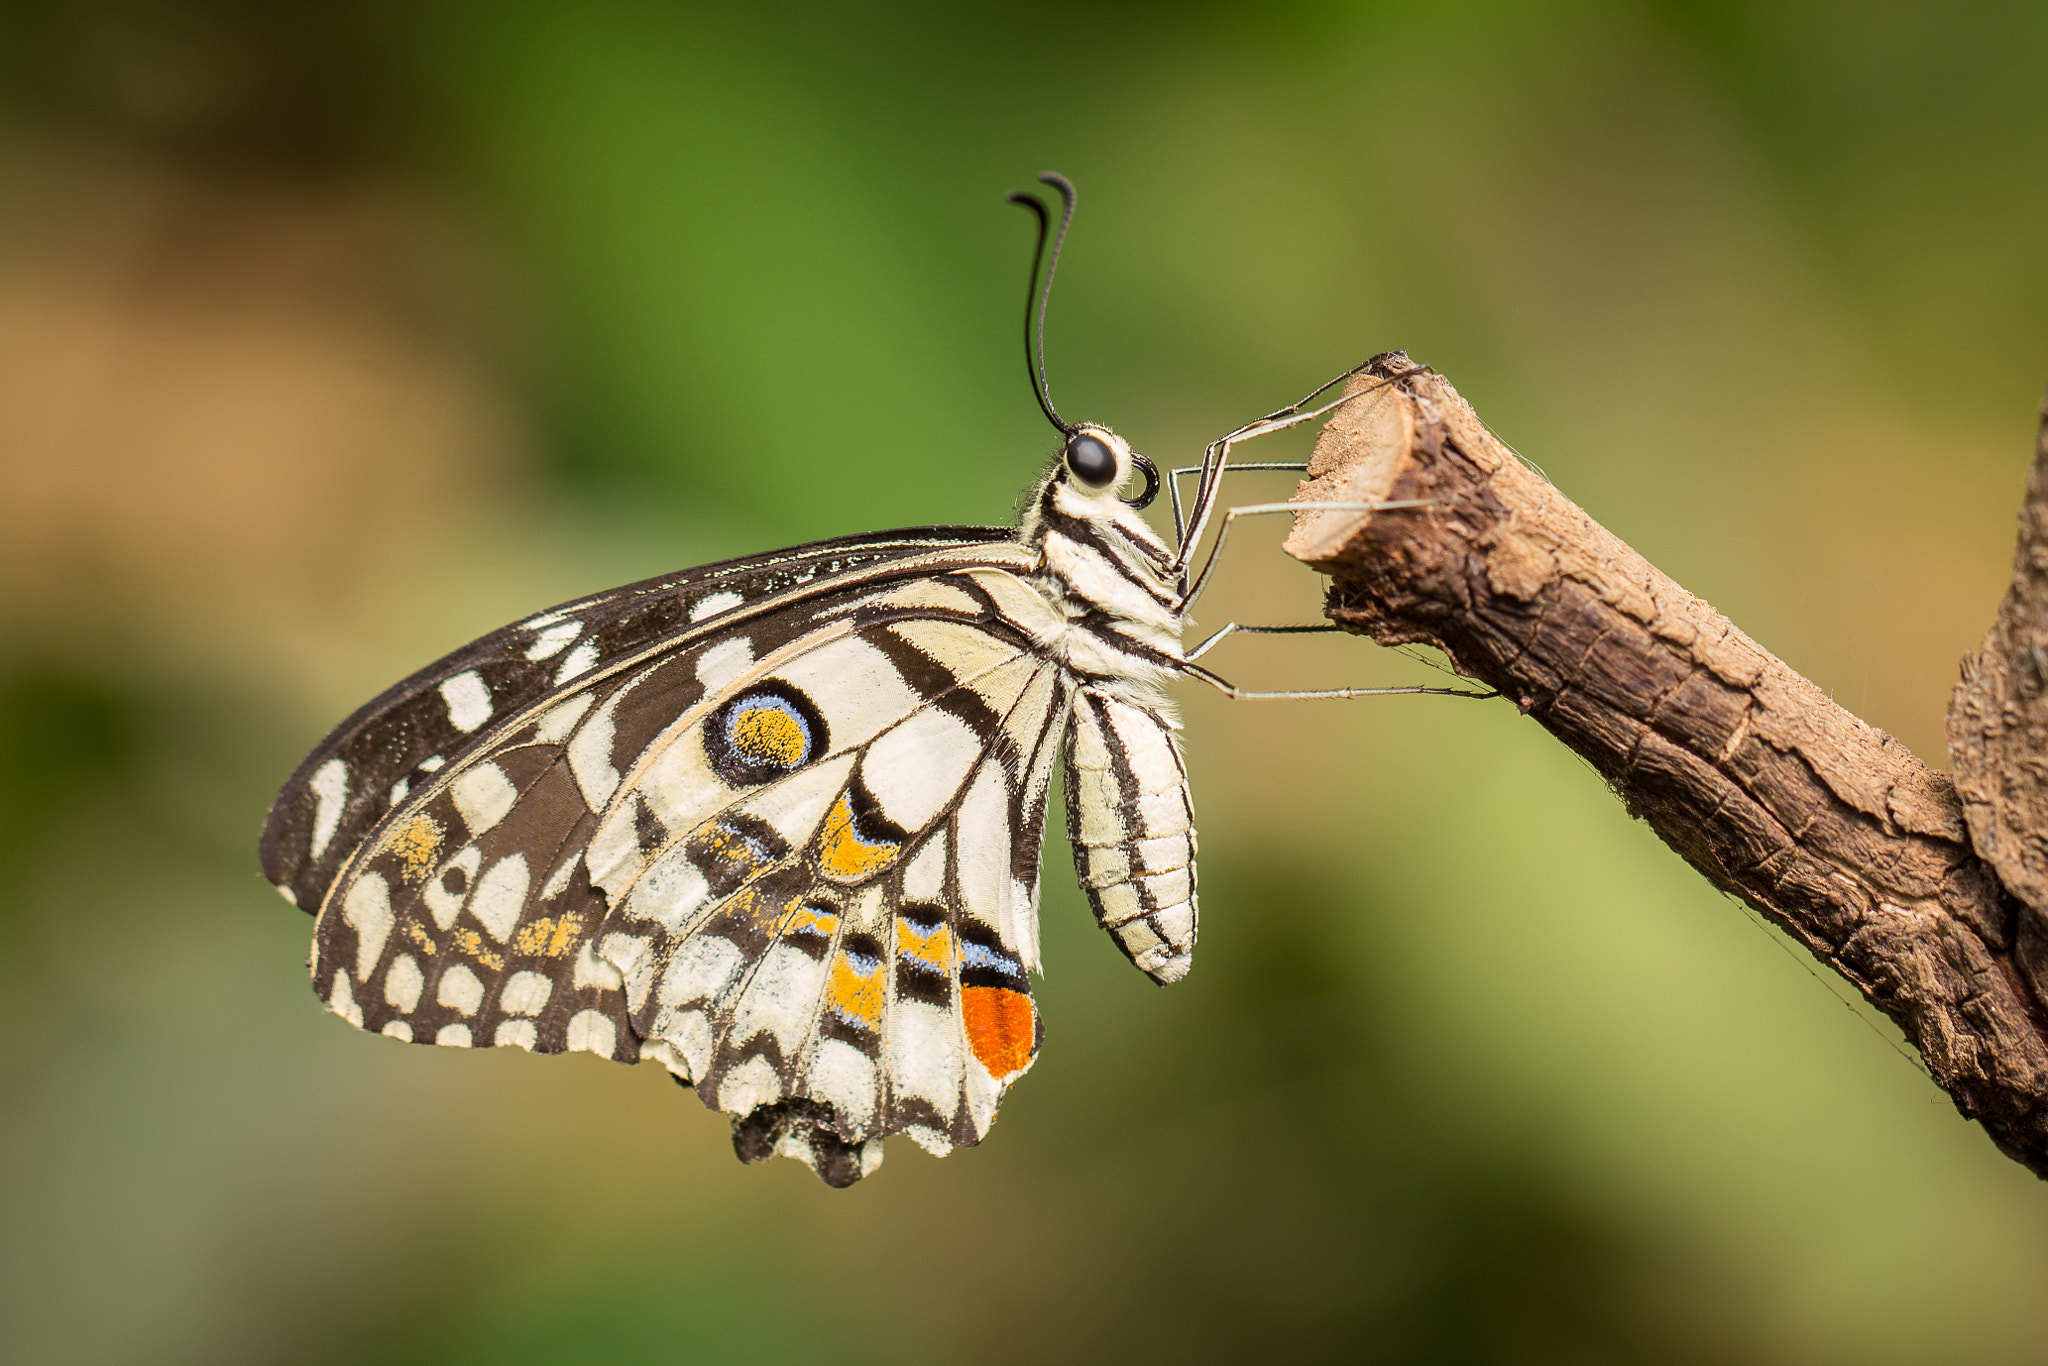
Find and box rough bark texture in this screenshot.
[1283,352,2048,1179]
[1948,394,2048,1005]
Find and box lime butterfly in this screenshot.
[260,174,1454,1184]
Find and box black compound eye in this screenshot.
[1064,432,1119,488]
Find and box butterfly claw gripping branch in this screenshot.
[1283,350,2048,1181]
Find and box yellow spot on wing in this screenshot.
[403,920,437,954]
[828,952,883,1027]
[895,919,951,971]
[510,911,586,958]
[388,815,444,883]
[785,903,839,940]
[818,793,903,883]
[451,927,504,973]
[732,706,806,767]
[544,909,585,957]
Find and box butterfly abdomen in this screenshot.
[1062,687,1198,984]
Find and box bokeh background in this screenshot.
[3,1,2047,1362]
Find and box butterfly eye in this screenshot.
[1064,432,1119,488]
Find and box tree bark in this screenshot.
[1283,352,2048,1179]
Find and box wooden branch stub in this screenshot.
[1948,396,2048,1003]
[1283,352,2048,1179]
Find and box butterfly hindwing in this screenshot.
[306,562,1070,1184]
[260,527,1012,915]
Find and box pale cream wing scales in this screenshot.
[545,595,1068,1182]
[1064,686,1198,983]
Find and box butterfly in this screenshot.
[260,174,1453,1185]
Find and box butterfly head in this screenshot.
[1059,424,1161,510]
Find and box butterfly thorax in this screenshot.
[1015,451,1185,709]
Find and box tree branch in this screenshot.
[1283,353,2048,1179]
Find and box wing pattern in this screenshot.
[304,567,1069,1186]
[260,527,1011,915]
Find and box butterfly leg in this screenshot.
[1169,462,1307,545]
[1173,364,1418,574]
[1181,660,1494,701]
[1183,621,1340,662]
[1182,499,1434,611]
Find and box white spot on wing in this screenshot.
[524,620,582,660]
[618,848,711,933]
[437,964,484,1016]
[689,590,743,621]
[384,954,424,1012]
[341,873,392,981]
[452,763,518,835]
[717,1055,782,1115]
[494,1019,539,1050]
[439,671,493,733]
[381,1020,413,1041]
[573,942,622,991]
[553,641,600,685]
[308,758,348,859]
[420,755,446,772]
[566,1010,615,1056]
[469,853,530,941]
[568,698,620,810]
[810,1039,878,1131]
[657,934,742,1008]
[695,637,754,691]
[954,763,1009,935]
[436,1023,472,1047]
[889,999,962,1117]
[650,1011,711,1080]
[500,970,552,1016]
[533,692,597,744]
[328,969,363,1026]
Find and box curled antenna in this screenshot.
[1006,171,1078,435]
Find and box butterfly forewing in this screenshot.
[301,554,1073,1185]
[260,527,1013,915]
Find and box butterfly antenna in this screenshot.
[1006,170,1078,435]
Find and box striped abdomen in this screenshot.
[1063,687,1197,983]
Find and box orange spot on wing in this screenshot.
[962,986,1035,1080]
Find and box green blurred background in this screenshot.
[3,1,2047,1362]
